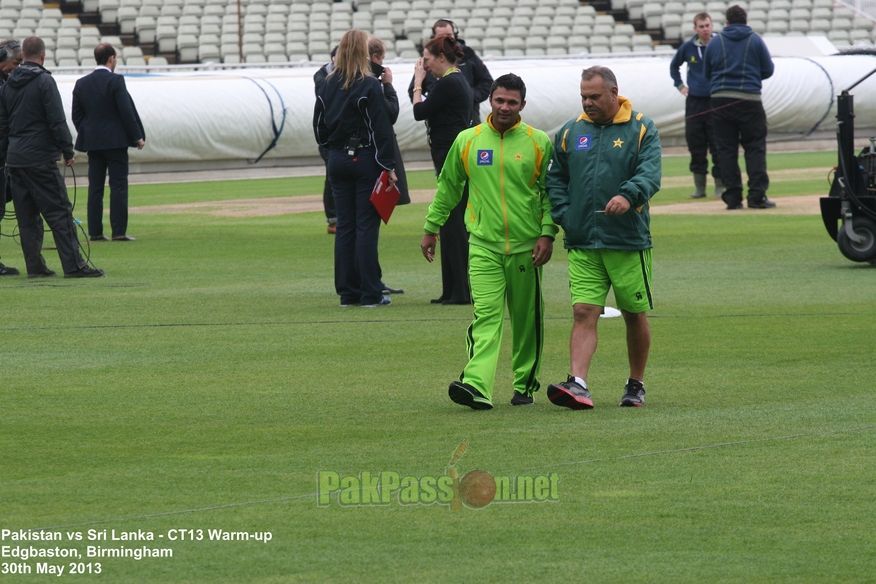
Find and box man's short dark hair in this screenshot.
[0,39,21,63]
[694,12,711,25]
[490,73,526,101]
[581,66,618,90]
[726,5,747,24]
[21,36,45,61]
[94,43,116,66]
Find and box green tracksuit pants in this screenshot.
[461,244,545,402]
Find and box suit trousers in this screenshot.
[710,98,770,205]
[327,148,383,305]
[9,164,87,275]
[461,245,544,401]
[685,95,720,178]
[87,148,130,237]
[431,145,471,304]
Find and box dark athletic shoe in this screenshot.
[547,376,594,410]
[721,192,743,210]
[64,266,105,278]
[0,262,20,276]
[747,198,777,209]
[448,381,493,410]
[28,268,56,278]
[619,379,646,407]
[510,391,533,406]
[361,295,391,308]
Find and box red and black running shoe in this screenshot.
[547,377,594,410]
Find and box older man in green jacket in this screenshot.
[422,73,557,410]
[546,66,662,410]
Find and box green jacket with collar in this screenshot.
[424,115,558,255]
[547,97,661,251]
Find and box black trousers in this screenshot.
[319,145,336,223]
[87,148,130,237]
[710,98,770,205]
[9,164,86,275]
[327,148,383,305]
[685,95,720,178]
[431,145,471,304]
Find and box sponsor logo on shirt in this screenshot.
[477,149,493,165]
[575,135,592,151]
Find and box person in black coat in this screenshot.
[314,29,399,308]
[0,38,22,276]
[368,36,408,296]
[413,34,473,305]
[313,46,338,234]
[408,19,493,123]
[72,43,145,242]
[0,36,103,278]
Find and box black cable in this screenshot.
[64,164,93,267]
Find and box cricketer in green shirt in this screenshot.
[544,66,661,411]
[421,74,558,410]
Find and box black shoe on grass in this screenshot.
[510,391,533,406]
[547,376,593,410]
[619,379,646,407]
[448,381,493,410]
[0,262,20,276]
[64,266,105,278]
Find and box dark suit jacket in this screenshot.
[72,68,144,152]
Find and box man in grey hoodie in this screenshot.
[704,5,775,210]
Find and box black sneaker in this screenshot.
[64,266,105,278]
[721,192,743,210]
[510,391,533,406]
[547,376,593,410]
[747,198,776,209]
[619,379,646,407]
[448,381,493,410]
[361,295,391,308]
[28,268,56,278]
[0,262,20,276]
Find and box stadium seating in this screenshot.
[0,0,872,67]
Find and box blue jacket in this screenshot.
[670,35,712,97]
[703,24,774,96]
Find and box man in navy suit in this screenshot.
[72,43,145,242]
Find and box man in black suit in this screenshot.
[72,43,145,242]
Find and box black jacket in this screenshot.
[0,61,74,166]
[313,73,395,172]
[412,70,473,151]
[408,40,492,122]
[72,68,145,152]
[377,73,409,205]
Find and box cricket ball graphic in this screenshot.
[458,470,496,508]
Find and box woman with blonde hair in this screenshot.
[314,29,398,308]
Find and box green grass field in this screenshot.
[1,151,873,582]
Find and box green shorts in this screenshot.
[568,248,653,312]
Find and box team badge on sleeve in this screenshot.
[575,135,592,151]
[477,150,493,165]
